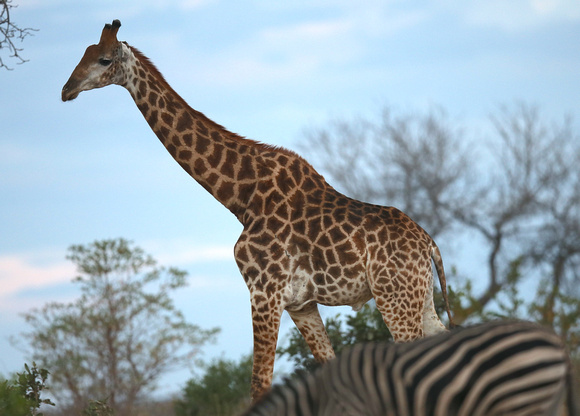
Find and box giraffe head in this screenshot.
[62,19,128,101]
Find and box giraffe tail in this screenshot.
[431,242,456,329]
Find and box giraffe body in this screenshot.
[62,20,454,400]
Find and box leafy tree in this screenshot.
[0,0,36,70]
[174,354,253,416]
[19,238,219,416]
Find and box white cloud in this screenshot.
[0,240,234,313]
[443,0,580,32]
[0,251,73,298]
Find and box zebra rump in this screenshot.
[243,320,578,416]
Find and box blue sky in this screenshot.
[1,0,579,398]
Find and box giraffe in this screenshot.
[62,20,455,401]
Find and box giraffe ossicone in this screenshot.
[62,20,455,401]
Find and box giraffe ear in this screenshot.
[98,19,122,46]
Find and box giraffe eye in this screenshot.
[98,58,112,66]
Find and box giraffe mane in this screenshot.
[129,46,306,161]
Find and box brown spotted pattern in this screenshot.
[61,20,454,401]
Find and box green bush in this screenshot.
[0,362,54,416]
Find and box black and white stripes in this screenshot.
[244,321,577,416]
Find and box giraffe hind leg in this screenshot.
[369,271,425,342]
[287,302,336,363]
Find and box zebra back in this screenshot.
[243,320,577,416]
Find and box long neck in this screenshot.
[121,46,266,221]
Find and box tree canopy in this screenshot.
[20,238,219,416]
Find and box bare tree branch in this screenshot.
[0,0,37,70]
[300,106,473,239]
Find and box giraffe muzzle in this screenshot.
[61,80,80,102]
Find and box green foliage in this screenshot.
[277,303,392,372]
[174,354,253,416]
[20,238,219,416]
[0,362,54,416]
[485,258,527,320]
[0,378,30,416]
[277,314,345,372]
[15,362,55,415]
[82,399,114,416]
[529,277,580,361]
[343,303,393,344]
[451,258,527,323]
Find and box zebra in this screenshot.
[243,320,578,416]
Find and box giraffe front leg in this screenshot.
[287,302,336,363]
[249,294,284,402]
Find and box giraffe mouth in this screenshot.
[61,79,81,101]
[61,87,80,102]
